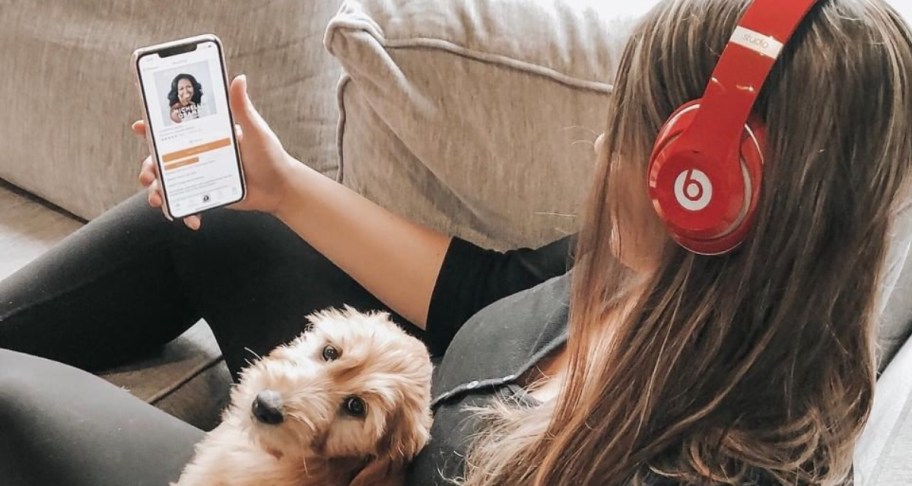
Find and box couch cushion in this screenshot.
[326,0,661,250]
[855,336,912,484]
[0,0,343,220]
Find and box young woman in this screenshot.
[1,0,910,484]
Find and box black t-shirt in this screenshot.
[407,235,573,484]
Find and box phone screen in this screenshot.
[136,40,243,219]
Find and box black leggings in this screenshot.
[0,193,412,485]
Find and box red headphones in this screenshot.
[647,0,819,255]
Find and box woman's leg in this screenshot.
[0,348,204,486]
[0,193,420,484]
[0,192,201,370]
[0,190,415,378]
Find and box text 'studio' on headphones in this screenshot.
[647,0,820,255]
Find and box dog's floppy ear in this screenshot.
[349,456,404,486]
[349,406,431,486]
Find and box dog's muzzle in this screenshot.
[252,390,285,425]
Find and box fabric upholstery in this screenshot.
[0,0,343,220]
[325,0,659,250]
[855,336,912,485]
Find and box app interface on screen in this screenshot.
[138,41,242,218]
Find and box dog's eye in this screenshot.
[343,396,366,418]
[322,345,340,361]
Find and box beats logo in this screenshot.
[674,169,713,211]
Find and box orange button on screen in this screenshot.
[163,156,200,171]
[161,138,231,163]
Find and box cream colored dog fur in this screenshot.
[173,307,433,486]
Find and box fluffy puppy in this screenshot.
[174,307,433,486]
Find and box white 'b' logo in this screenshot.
[674,169,713,211]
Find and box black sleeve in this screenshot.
[424,234,575,356]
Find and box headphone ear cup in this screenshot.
[649,101,702,175]
[648,100,765,255]
[731,114,766,243]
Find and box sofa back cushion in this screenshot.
[326,0,661,250]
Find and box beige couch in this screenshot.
[2,1,911,483]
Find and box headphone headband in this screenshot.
[683,0,819,164]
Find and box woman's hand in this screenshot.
[134,75,297,230]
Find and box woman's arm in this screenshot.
[141,76,570,333]
[275,165,575,349]
[139,75,448,329]
[274,161,450,329]
[423,235,574,354]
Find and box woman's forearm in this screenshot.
[274,156,450,329]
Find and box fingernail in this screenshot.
[239,74,250,98]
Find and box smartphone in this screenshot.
[133,34,245,220]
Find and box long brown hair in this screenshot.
[462,0,912,484]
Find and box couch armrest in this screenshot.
[855,335,912,484]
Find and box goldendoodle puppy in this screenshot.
[174,307,433,486]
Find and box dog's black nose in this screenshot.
[252,390,284,425]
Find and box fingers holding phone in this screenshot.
[133,122,200,230]
[220,74,297,216]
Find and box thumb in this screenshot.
[229,75,270,134]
